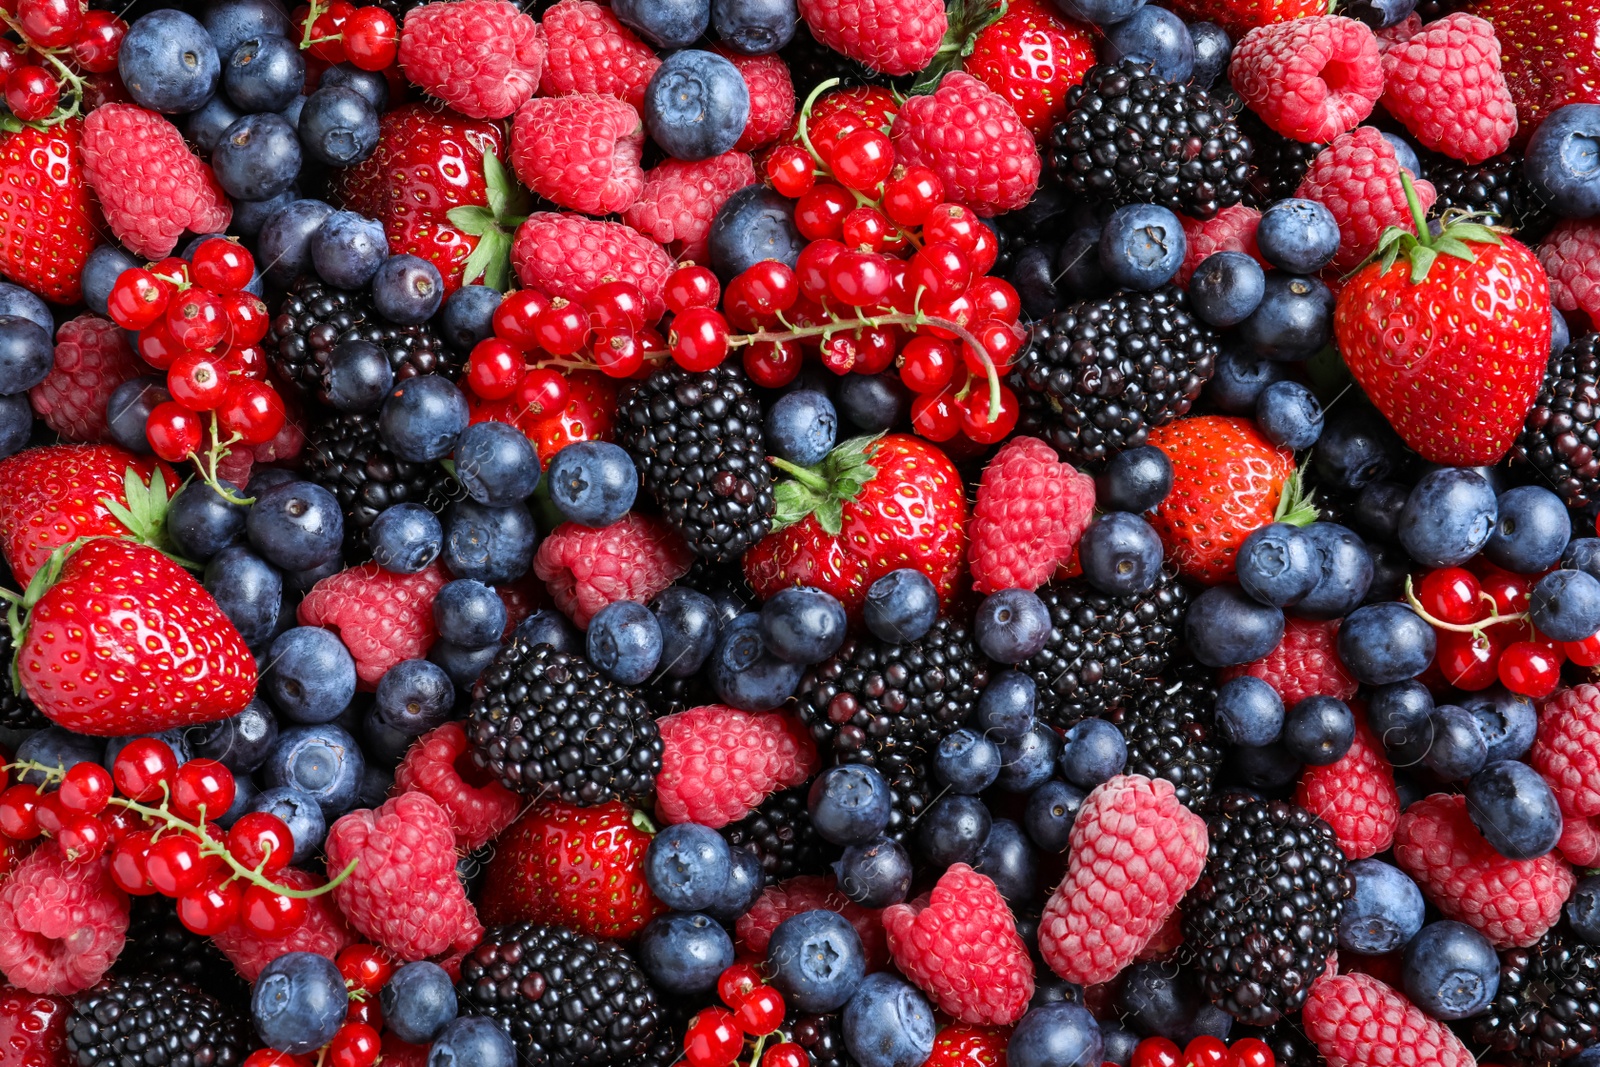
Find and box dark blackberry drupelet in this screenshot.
[1010,286,1220,468]
[1182,795,1353,1026]
[457,922,660,1067]
[617,362,776,561]
[721,787,836,885]
[1471,928,1600,1066]
[1237,1020,1327,1067]
[465,638,661,807]
[302,411,461,554]
[1046,60,1252,220]
[0,627,45,730]
[1111,660,1223,808]
[1515,334,1600,511]
[64,974,253,1067]
[1423,150,1558,240]
[116,897,249,1006]
[1019,572,1190,729]
[1238,109,1324,207]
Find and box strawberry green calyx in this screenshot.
[1273,464,1319,527]
[770,434,881,535]
[100,465,190,560]
[910,0,1008,94]
[1370,170,1507,285]
[448,152,532,291]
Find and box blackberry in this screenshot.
[1181,795,1353,1026]
[1110,660,1223,808]
[1018,572,1190,729]
[302,411,461,553]
[1472,928,1600,1066]
[1010,285,1220,467]
[617,362,776,561]
[0,627,44,730]
[1423,150,1558,240]
[1238,109,1323,207]
[465,637,661,807]
[783,1012,854,1067]
[1236,1020,1326,1067]
[1046,60,1252,220]
[457,922,660,1067]
[1515,333,1600,511]
[117,897,249,1006]
[64,974,253,1067]
[721,786,835,885]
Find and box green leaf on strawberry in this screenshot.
[447,152,532,292]
[771,434,882,536]
[910,0,1009,94]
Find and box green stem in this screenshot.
[1402,576,1529,635]
[769,456,830,492]
[1399,170,1430,240]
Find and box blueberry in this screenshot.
[454,421,542,507]
[188,94,243,153]
[223,34,303,111]
[644,50,750,161]
[513,609,580,655]
[651,587,719,678]
[232,188,299,239]
[431,580,504,650]
[1399,467,1497,568]
[545,441,637,527]
[1256,198,1341,275]
[862,569,939,644]
[379,963,456,1045]
[1296,522,1374,619]
[0,317,50,395]
[1530,567,1600,641]
[188,698,280,774]
[1187,251,1265,327]
[836,372,909,434]
[322,338,393,413]
[978,670,1037,745]
[373,658,454,736]
[15,728,104,786]
[1239,274,1334,361]
[429,640,501,690]
[1256,380,1324,450]
[834,835,913,907]
[119,9,220,113]
[1101,5,1194,82]
[439,285,501,353]
[1567,875,1600,944]
[1466,759,1563,860]
[710,612,804,710]
[1313,403,1402,490]
[1381,132,1422,179]
[373,255,445,326]
[842,972,935,1067]
[0,394,27,459]
[708,185,803,280]
[427,1017,515,1067]
[1096,445,1172,512]
[1424,705,1488,781]
[285,557,343,596]
[248,786,325,863]
[299,85,380,166]
[1526,103,1600,218]
[1101,1022,1140,1067]
[1051,0,1145,27]
[1059,719,1126,790]
[1097,204,1185,290]
[264,724,365,816]
[1482,486,1568,574]
[444,500,538,584]
[975,588,1052,664]
[1346,0,1416,28]
[767,390,838,467]
[313,62,385,109]
[367,503,443,575]
[166,479,247,561]
[917,793,992,868]
[1337,602,1436,685]
[1369,680,1435,767]
[767,909,867,1012]
[213,113,302,201]
[1207,346,1286,413]
[761,586,848,664]
[1185,585,1285,667]
[1078,512,1164,597]
[1402,921,1499,1021]
[1056,225,1109,300]
[613,0,708,47]
[998,724,1062,793]
[1457,687,1537,763]
[977,817,1039,903]
[1024,779,1085,852]
[203,545,284,647]
[1553,305,1572,356]
[1116,961,1199,1040]
[1353,480,1409,541]
[1188,21,1230,88]
[1229,740,1302,790]
[1235,523,1317,608]
[252,952,348,1054]
[260,199,336,286]
[204,0,292,60]
[247,480,343,571]
[637,912,734,995]
[712,0,794,52]
[645,822,731,912]
[1341,858,1425,955]
[706,846,764,922]
[1568,537,1600,581]
[1008,1002,1104,1067]
[1283,695,1355,765]
[1010,244,1062,319]
[808,764,892,846]
[311,211,387,289]
[585,600,662,685]
[83,246,140,318]
[381,375,470,463]
[1213,676,1284,747]
[934,728,1003,794]
[264,626,356,724]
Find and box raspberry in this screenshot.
[883,864,1034,1026]
[890,73,1040,217]
[1393,793,1573,948]
[511,95,646,217]
[29,316,144,443]
[655,706,819,828]
[1558,808,1600,867]
[297,562,448,689]
[1220,617,1358,709]
[398,0,545,120]
[325,792,484,963]
[1037,775,1209,987]
[79,105,231,260]
[1176,206,1264,287]
[1295,127,1438,273]
[1295,721,1399,860]
[797,0,946,76]
[211,867,358,981]
[393,722,522,852]
[622,153,758,266]
[0,844,126,996]
[0,987,70,1067]
[1538,219,1600,326]
[719,52,795,152]
[735,875,890,972]
[968,436,1095,595]
[539,0,660,111]
[1531,684,1600,817]
[1303,973,1477,1067]
[511,212,675,322]
[1380,13,1516,165]
[532,514,693,628]
[1375,12,1421,53]
[1229,17,1385,144]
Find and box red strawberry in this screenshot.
[0,986,71,1067]
[0,121,100,305]
[15,539,257,736]
[479,800,666,940]
[964,0,1096,138]
[1335,180,1552,466]
[1164,0,1324,35]
[925,1024,1010,1067]
[1467,0,1600,142]
[744,433,968,616]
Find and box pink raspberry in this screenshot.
[539,0,660,111]
[1296,721,1399,860]
[1037,775,1209,986]
[1296,127,1438,273]
[968,436,1095,595]
[883,864,1034,1026]
[511,212,675,322]
[398,0,545,120]
[622,153,757,264]
[720,52,795,152]
[0,845,126,996]
[298,562,447,689]
[890,72,1040,217]
[511,95,645,217]
[655,706,819,828]
[79,105,231,260]
[532,514,693,628]
[1532,684,1600,817]
[1230,17,1384,145]
[1176,206,1265,287]
[1303,973,1477,1067]
[1558,809,1600,867]
[1380,13,1516,164]
[211,867,358,981]
[735,875,890,971]
[1393,793,1573,948]
[798,0,946,76]
[1539,219,1600,325]
[1376,12,1422,52]
[29,315,145,443]
[1219,616,1358,707]
[325,792,484,963]
[393,722,522,851]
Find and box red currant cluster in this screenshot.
[1409,562,1599,698]
[243,945,395,1067]
[0,739,352,938]
[106,240,288,493]
[1127,1035,1276,1067]
[464,281,673,391]
[293,0,399,72]
[0,0,124,124]
[683,962,804,1067]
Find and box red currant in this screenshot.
[516,367,569,419]
[760,1045,809,1067]
[1476,564,1532,615]
[108,268,169,330]
[31,791,65,836]
[908,241,973,300]
[969,276,1021,323]
[227,811,294,875]
[591,328,644,378]
[923,203,988,262]
[910,389,962,442]
[794,183,852,242]
[765,144,815,198]
[920,291,976,340]
[101,806,145,846]
[136,322,185,370]
[1567,631,1600,666]
[1435,628,1504,691]
[583,280,647,332]
[145,832,207,897]
[1229,1038,1275,1067]
[534,299,590,356]
[17,0,81,47]
[167,352,230,411]
[223,292,271,347]
[728,261,798,319]
[960,383,1019,444]
[0,784,40,840]
[177,871,243,935]
[669,308,730,372]
[796,239,845,301]
[840,206,893,252]
[58,815,107,864]
[1183,1035,1231,1067]
[328,1023,382,1067]
[882,165,942,226]
[112,738,179,802]
[898,335,958,394]
[70,10,125,73]
[744,339,801,388]
[166,288,229,351]
[716,963,763,1007]
[244,1052,314,1067]
[467,338,526,399]
[826,250,892,307]
[341,6,398,70]
[190,239,254,290]
[241,883,309,937]
[1417,567,1483,625]
[732,985,784,1035]
[171,759,236,823]
[965,319,1025,376]
[304,0,353,63]
[57,762,112,816]
[493,289,552,348]
[109,830,158,895]
[1131,1037,1182,1067]
[663,265,720,314]
[218,380,286,445]
[683,1008,742,1067]
[830,128,894,192]
[337,944,394,993]
[1500,638,1563,697]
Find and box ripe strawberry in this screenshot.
[16,539,257,735]
[1467,0,1600,141]
[0,987,71,1067]
[744,433,969,617]
[479,800,666,940]
[964,0,1096,138]
[797,0,947,76]
[1165,0,1323,35]
[1335,180,1551,466]
[926,1024,1010,1067]
[0,121,100,305]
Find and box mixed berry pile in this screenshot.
[0,0,1594,1063]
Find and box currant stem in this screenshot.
[189,416,256,507]
[300,0,326,50]
[1402,576,1531,635]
